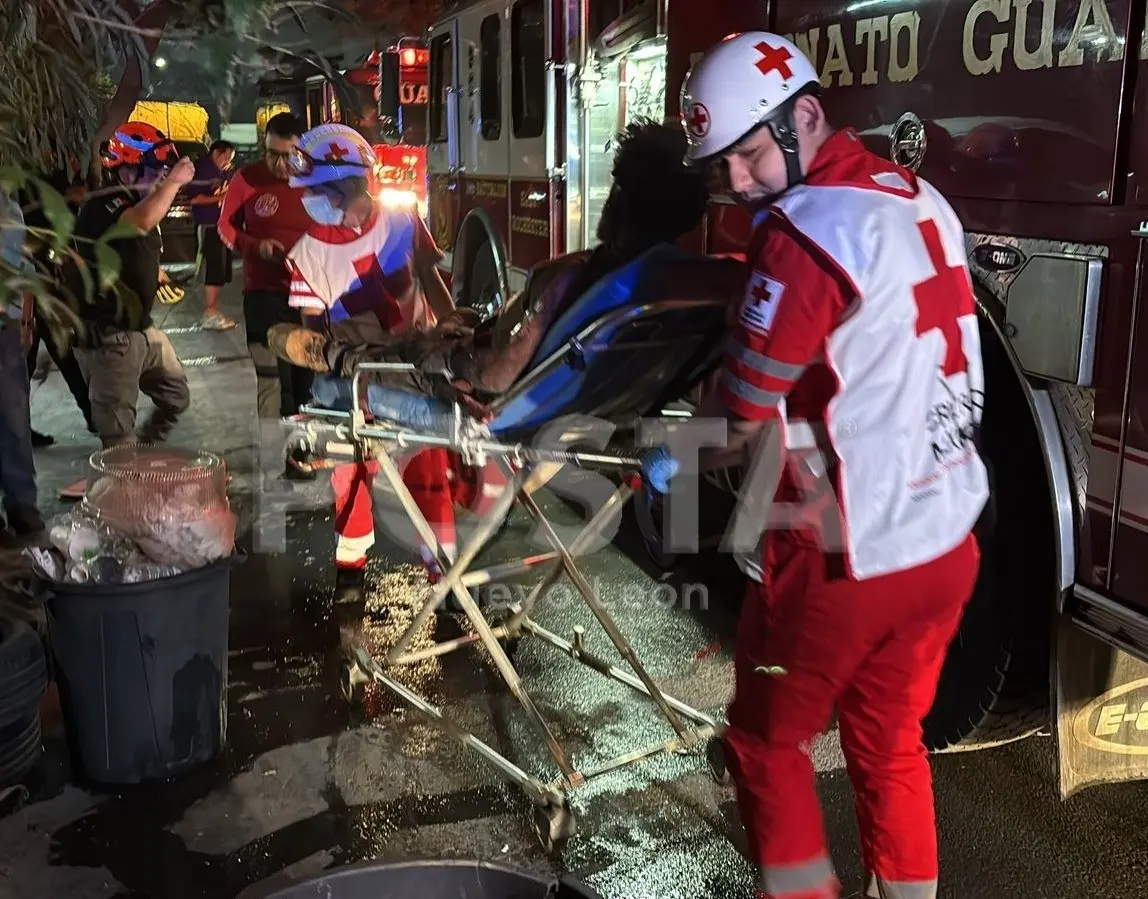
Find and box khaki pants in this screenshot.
[75,326,191,447]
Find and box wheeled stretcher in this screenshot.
[286,252,740,850]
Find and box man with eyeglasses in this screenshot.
[219,112,314,450]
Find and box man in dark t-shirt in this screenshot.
[187,139,237,330]
[71,121,194,449]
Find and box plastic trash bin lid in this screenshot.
[239,860,603,899]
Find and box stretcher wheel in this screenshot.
[340,661,368,705]
[533,799,577,853]
[706,736,731,786]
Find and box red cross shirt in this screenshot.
[717,129,989,581]
[286,205,441,336]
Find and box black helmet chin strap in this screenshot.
[766,103,804,190]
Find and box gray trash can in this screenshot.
[45,555,234,785]
[239,860,603,899]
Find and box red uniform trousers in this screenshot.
[332,451,510,574]
[725,532,980,899]
[332,449,456,572]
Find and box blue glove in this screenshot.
[641,445,680,494]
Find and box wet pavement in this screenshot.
[6,281,1148,899]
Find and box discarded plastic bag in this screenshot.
[82,467,237,570]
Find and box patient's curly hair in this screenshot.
[597,119,709,258]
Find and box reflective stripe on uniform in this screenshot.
[865,875,937,899]
[336,531,375,565]
[759,855,838,897]
[720,368,784,411]
[725,339,806,383]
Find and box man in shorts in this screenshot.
[188,139,238,329]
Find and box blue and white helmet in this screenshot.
[288,123,377,190]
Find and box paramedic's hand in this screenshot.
[641,445,680,495]
[258,239,285,261]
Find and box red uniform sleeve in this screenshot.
[218,169,257,255]
[717,220,854,421]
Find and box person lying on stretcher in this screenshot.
[267,120,746,422]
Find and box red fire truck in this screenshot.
[359,39,432,218]
[425,0,1148,797]
[260,40,433,217]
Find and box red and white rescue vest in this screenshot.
[286,206,434,332]
[718,129,989,582]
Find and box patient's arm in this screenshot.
[449,311,546,395]
[450,264,583,395]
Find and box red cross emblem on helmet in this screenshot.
[686,102,711,139]
[754,41,794,79]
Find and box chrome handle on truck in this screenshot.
[890,112,927,172]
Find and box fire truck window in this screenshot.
[511,0,545,139]
[430,33,453,143]
[306,84,325,130]
[480,15,502,141]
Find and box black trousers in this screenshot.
[26,315,93,429]
[243,289,314,419]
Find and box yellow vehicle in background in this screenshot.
[256,102,292,144]
[129,100,210,147]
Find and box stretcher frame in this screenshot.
[288,359,728,850]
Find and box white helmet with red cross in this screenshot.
[289,123,378,190]
[680,32,820,165]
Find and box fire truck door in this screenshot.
[428,19,461,177]
[458,4,510,180]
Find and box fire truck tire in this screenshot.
[920,311,1054,752]
[464,239,503,317]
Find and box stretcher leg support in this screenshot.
[291,411,723,852]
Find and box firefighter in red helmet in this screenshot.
[642,33,989,899]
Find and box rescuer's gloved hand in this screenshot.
[641,445,680,494]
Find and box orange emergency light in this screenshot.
[399,48,430,67]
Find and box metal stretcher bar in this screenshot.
[289,360,727,851]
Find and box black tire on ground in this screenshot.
[0,616,49,727]
[0,713,42,786]
[921,313,1055,752]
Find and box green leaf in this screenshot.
[29,177,75,252]
[93,240,122,292]
[67,248,95,306]
[0,167,26,192]
[99,220,144,243]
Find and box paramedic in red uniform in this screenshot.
[642,33,990,899]
[218,112,314,440]
[283,123,457,590]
